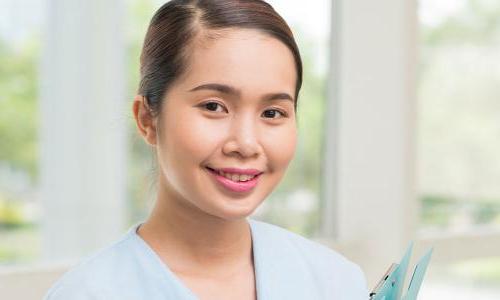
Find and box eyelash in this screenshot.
[198,101,288,119]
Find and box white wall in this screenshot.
[323,0,419,287]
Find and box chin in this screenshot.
[209,200,260,221]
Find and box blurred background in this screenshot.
[0,0,499,299]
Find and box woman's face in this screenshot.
[152,28,297,221]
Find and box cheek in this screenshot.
[163,109,226,166]
[261,124,297,171]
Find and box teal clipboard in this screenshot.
[369,243,433,300]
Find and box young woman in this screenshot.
[44,1,368,299]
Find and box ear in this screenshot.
[132,95,158,146]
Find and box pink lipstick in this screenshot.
[206,167,262,193]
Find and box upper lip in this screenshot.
[207,167,263,176]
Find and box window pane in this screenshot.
[417,0,500,298]
[421,257,500,299]
[0,0,45,265]
[418,0,500,233]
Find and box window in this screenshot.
[0,0,45,265]
[418,0,500,233]
[417,0,500,297]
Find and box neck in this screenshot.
[137,175,253,275]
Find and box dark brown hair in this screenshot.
[138,0,303,118]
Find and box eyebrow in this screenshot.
[188,83,294,103]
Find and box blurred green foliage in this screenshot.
[0,38,38,181]
[452,257,500,285]
[0,199,24,228]
[0,225,39,264]
[422,0,500,46]
[421,195,500,229]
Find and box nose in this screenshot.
[222,114,263,159]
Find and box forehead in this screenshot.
[178,28,296,95]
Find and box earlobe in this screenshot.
[132,95,158,146]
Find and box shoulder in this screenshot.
[43,227,141,300]
[249,218,359,268]
[249,218,369,299]
[250,219,344,258]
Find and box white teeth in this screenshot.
[215,170,256,182]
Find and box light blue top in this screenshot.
[44,218,369,300]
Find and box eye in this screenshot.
[199,101,227,113]
[262,108,287,119]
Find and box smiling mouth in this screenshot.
[205,167,261,182]
[205,166,264,182]
[205,167,262,193]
